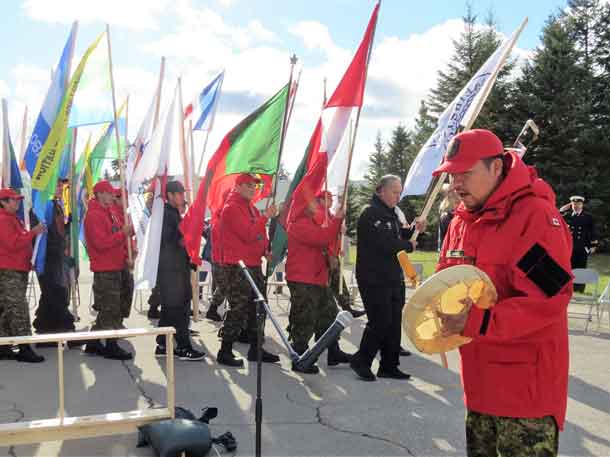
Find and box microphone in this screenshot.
[294,310,353,371]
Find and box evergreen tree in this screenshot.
[345,181,359,239]
[384,124,412,181]
[358,131,386,205]
[512,17,586,199]
[412,100,436,148]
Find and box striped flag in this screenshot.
[184,71,224,131]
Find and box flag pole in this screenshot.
[409,17,527,243]
[322,77,329,227]
[196,70,225,179]
[179,78,200,321]
[154,57,165,130]
[177,78,192,203]
[68,127,79,320]
[106,24,133,266]
[338,119,353,296]
[269,54,298,208]
[19,105,28,168]
[1,99,9,187]
[335,1,380,288]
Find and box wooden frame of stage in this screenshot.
[0,327,176,446]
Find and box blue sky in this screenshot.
[0,0,568,178]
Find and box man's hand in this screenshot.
[438,303,471,337]
[265,204,278,218]
[31,224,46,236]
[334,207,345,220]
[559,203,571,212]
[413,217,426,233]
[122,224,133,236]
[126,258,135,270]
[264,251,273,263]
[328,255,339,270]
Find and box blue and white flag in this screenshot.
[185,71,224,131]
[24,22,77,177]
[401,19,526,197]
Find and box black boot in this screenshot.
[247,345,280,363]
[217,341,244,367]
[377,366,411,380]
[0,345,15,360]
[236,330,250,344]
[103,340,133,361]
[350,354,376,381]
[206,307,223,322]
[327,341,352,366]
[16,344,45,363]
[83,339,106,356]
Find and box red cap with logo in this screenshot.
[432,129,504,176]
[235,173,262,185]
[0,188,24,200]
[92,180,115,194]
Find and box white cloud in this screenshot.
[218,0,235,6]
[22,0,171,30]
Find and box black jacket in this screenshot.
[157,203,192,307]
[356,194,414,287]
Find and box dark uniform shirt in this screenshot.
[561,210,598,267]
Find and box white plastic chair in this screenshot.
[198,261,213,305]
[595,281,610,331]
[569,268,600,333]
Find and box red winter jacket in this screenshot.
[286,210,342,286]
[84,199,126,272]
[218,190,268,267]
[437,152,573,429]
[0,208,36,271]
[110,203,136,267]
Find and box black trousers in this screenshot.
[355,282,404,370]
[156,303,190,349]
[33,274,75,333]
[571,248,588,293]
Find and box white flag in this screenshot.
[132,84,181,289]
[401,19,527,197]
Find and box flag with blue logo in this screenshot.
[401,20,526,197]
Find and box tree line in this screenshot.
[348,0,610,251]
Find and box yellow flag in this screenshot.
[31,32,106,192]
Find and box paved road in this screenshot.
[1,268,609,456]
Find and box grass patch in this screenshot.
[348,247,610,296]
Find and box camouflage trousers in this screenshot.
[287,281,338,351]
[120,268,134,319]
[466,410,558,457]
[219,264,265,343]
[209,262,227,310]
[0,270,31,337]
[329,266,352,311]
[91,271,123,331]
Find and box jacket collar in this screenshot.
[370,194,396,218]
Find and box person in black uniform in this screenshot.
[350,175,424,381]
[560,195,598,292]
[32,180,76,340]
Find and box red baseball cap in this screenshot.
[235,173,262,185]
[92,180,115,194]
[0,188,24,200]
[432,129,504,176]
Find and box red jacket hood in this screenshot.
[455,151,556,223]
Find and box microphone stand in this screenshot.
[238,261,267,457]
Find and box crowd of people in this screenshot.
[0,128,596,456]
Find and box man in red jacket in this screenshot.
[216,173,279,367]
[434,129,572,457]
[83,180,133,360]
[286,190,352,374]
[0,188,46,363]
